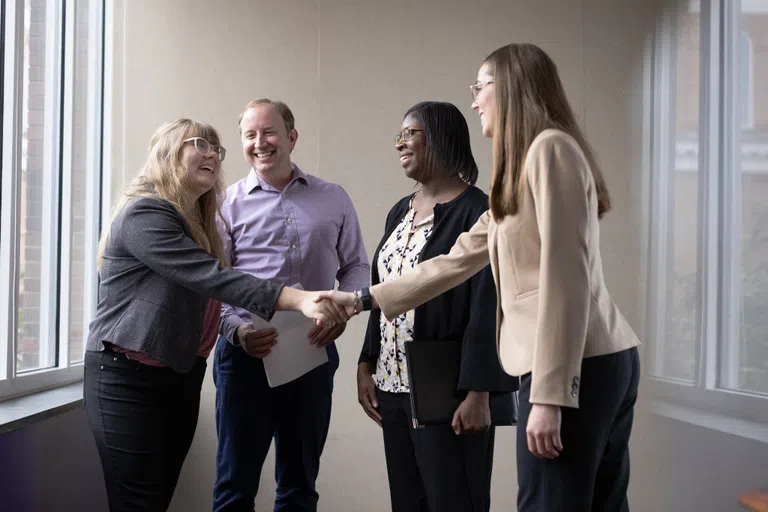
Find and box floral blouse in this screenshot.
[374,199,434,393]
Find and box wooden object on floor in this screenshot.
[740,490,768,511]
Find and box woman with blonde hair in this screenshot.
[321,44,641,511]
[84,119,344,512]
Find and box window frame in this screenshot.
[0,0,106,401]
[645,0,768,435]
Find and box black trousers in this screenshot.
[517,346,640,512]
[83,349,207,512]
[377,390,496,512]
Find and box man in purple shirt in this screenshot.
[212,99,369,512]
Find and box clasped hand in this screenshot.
[296,290,361,330]
[312,290,359,317]
[298,291,350,329]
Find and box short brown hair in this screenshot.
[237,99,295,134]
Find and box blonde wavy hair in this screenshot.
[97,119,227,269]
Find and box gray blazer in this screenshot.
[85,196,282,372]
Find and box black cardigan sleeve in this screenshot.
[457,263,517,391]
[456,211,519,393]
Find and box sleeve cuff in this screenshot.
[529,381,581,408]
[221,316,245,346]
[357,353,376,365]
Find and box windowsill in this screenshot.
[0,381,83,435]
[647,398,768,444]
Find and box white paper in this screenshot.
[250,286,328,388]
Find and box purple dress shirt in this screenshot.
[218,164,370,345]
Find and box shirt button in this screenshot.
[286,218,293,223]
[291,244,297,250]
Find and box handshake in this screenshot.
[283,288,375,329]
[237,288,369,359]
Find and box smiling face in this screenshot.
[396,115,427,182]
[240,103,297,181]
[180,138,220,198]
[471,62,497,138]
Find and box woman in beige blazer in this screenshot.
[322,43,641,511]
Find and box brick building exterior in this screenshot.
[18,0,90,371]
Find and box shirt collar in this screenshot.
[245,163,309,193]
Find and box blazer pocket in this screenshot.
[514,289,539,301]
[109,298,175,353]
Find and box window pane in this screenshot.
[67,0,93,364]
[17,0,59,373]
[661,3,700,381]
[733,3,768,394]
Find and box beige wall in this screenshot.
[103,1,768,511]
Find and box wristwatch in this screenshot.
[360,287,372,311]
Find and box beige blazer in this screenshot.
[371,129,640,408]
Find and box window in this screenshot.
[740,30,754,130]
[647,0,768,427]
[0,0,105,399]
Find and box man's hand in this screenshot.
[307,322,347,348]
[451,391,491,435]
[235,322,278,359]
[357,362,382,426]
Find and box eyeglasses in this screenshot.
[394,128,423,145]
[183,137,227,161]
[469,80,495,101]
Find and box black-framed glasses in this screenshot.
[469,80,495,101]
[394,128,423,144]
[183,137,227,161]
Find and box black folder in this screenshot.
[404,340,463,428]
[404,340,519,429]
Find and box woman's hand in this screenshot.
[357,362,382,426]
[299,291,347,327]
[526,404,563,459]
[315,290,358,317]
[451,391,491,435]
[275,287,348,327]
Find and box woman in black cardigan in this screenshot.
[357,101,518,512]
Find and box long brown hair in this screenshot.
[485,43,611,220]
[97,119,227,269]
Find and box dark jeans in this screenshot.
[212,336,338,512]
[377,390,496,512]
[517,346,640,512]
[83,349,206,512]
